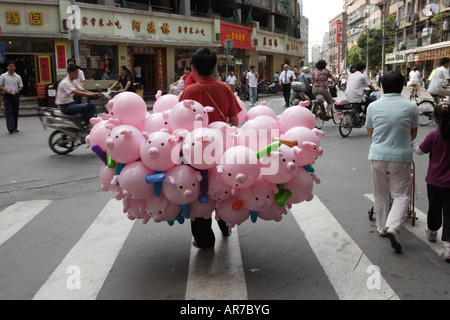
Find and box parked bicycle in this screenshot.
[415,94,445,126]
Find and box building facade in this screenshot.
[0,0,303,99]
[329,12,347,74]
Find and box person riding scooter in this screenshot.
[55,64,102,132]
[345,62,378,117]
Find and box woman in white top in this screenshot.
[408,67,421,97]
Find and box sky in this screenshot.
[302,0,345,55]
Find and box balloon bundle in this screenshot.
[87,90,324,227]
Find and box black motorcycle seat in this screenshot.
[53,109,82,118]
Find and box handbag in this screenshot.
[329,84,337,98]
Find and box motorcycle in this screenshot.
[334,88,377,138]
[38,87,118,155]
[291,81,311,106]
[339,77,347,91]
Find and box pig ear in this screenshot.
[162,110,170,119]
[204,106,214,113]
[196,172,203,182]
[183,100,195,108]
[312,128,325,137]
[120,130,133,138]
[272,185,279,194]
[217,165,224,174]
[155,90,162,100]
[302,142,317,150]
[292,146,302,155]
[142,132,149,139]
[168,176,177,186]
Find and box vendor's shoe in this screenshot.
[377,227,387,238]
[442,247,450,263]
[386,227,402,253]
[192,239,214,250]
[426,229,438,243]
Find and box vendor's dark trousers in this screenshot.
[427,184,450,242]
[60,102,96,125]
[191,218,229,248]
[4,94,20,133]
[282,83,291,106]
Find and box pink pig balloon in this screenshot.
[260,144,301,184]
[246,101,276,121]
[234,92,247,126]
[123,198,150,224]
[282,126,323,166]
[108,92,147,129]
[238,176,278,212]
[99,164,121,193]
[141,111,172,133]
[258,201,287,222]
[162,165,202,205]
[215,195,250,228]
[115,161,154,199]
[283,167,315,204]
[105,125,144,164]
[279,104,316,133]
[182,127,224,170]
[240,118,279,151]
[140,131,180,172]
[217,146,260,189]
[86,119,111,151]
[207,168,233,202]
[168,100,214,132]
[152,90,179,113]
[144,193,181,223]
[189,198,216,221]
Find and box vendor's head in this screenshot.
[381,71,404,94]
[67,64,80,80]
[440,57,450,68]
[191,47,217,78]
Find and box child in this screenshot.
[412,103,450,263]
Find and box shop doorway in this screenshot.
[133,54,157,98]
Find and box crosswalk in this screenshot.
[0,194,448,300]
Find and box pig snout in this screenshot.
[183,189,194,199]
[286,161,296,172]
[235,173,247,185]
[105,139,114,149]
[194,114,204,122]
[148,147,159,159]
[317,147,323,156]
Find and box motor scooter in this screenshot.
[38,88,118,155]
[291,82,311,106]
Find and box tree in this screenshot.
[347,15,395,72]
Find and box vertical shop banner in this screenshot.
[336,20,342,44]
[220,21,254,50]
[38,56,52,84]
[55,42,67,75]
[157,49,165,90]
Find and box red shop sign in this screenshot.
[220,21,254,50]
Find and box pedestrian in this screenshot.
[366,71,419,253]
[279,64,295,107]
[134,64,142,84]
[0,61,23,134]
[246,65,259,107]
[298,67,314,101]
[226,71,237,93]
[412,103,450,262]
[67,58,86,104]
[240,71,247,100]
[109,65,136,93]
[178,47,242,249]
[273,71,280,93]
[311,60,337,119]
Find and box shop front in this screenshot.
[415,41,450,79]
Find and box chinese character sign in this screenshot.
[220,21,254,50]
[38,56,52,84]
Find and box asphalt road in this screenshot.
[1,88,449,303]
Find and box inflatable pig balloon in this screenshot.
[258,201,287,222]
[162,165,202,219]
[246,101,276,121]
[215,195,250,228]
[240,118,279,151]
[182,127,223,170]
[86,119,111,151]
[234,92,247,126]
[207,168,234,202]
[113,161,154,199]
[279,104,316,133]
[123,198,150,224]
[283,167,316,204]
[144,193,183,225]
[105,125,144,164]
[141,111,172,134]
[108,92,147,129]
[152,90,179,114]
[260,144,301,184]
[282,126,323,166]
[189,198,216,221]
[140,131,181,172]
[217,146,260,189]
[168,100,214,132]
[99,164,122,196]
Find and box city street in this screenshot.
[1,89,450,303]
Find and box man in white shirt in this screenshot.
[345,62,378,117]
[428,58,450,102]
[67,58,86,104]
[226,71,237,93]
[246,66,259,107]
[279,64,295,107]
[408,67,421,97]
[55,64,102,132]
[0,61,23,134]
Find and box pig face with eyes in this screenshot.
[105,125,144,164]
[260,144,301,184]
[168,100,214,132]
[162,165,202,205]
[238,176,279,212]
[282,126,323,166]
[140,131,181,172]
[144,193,181,223]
